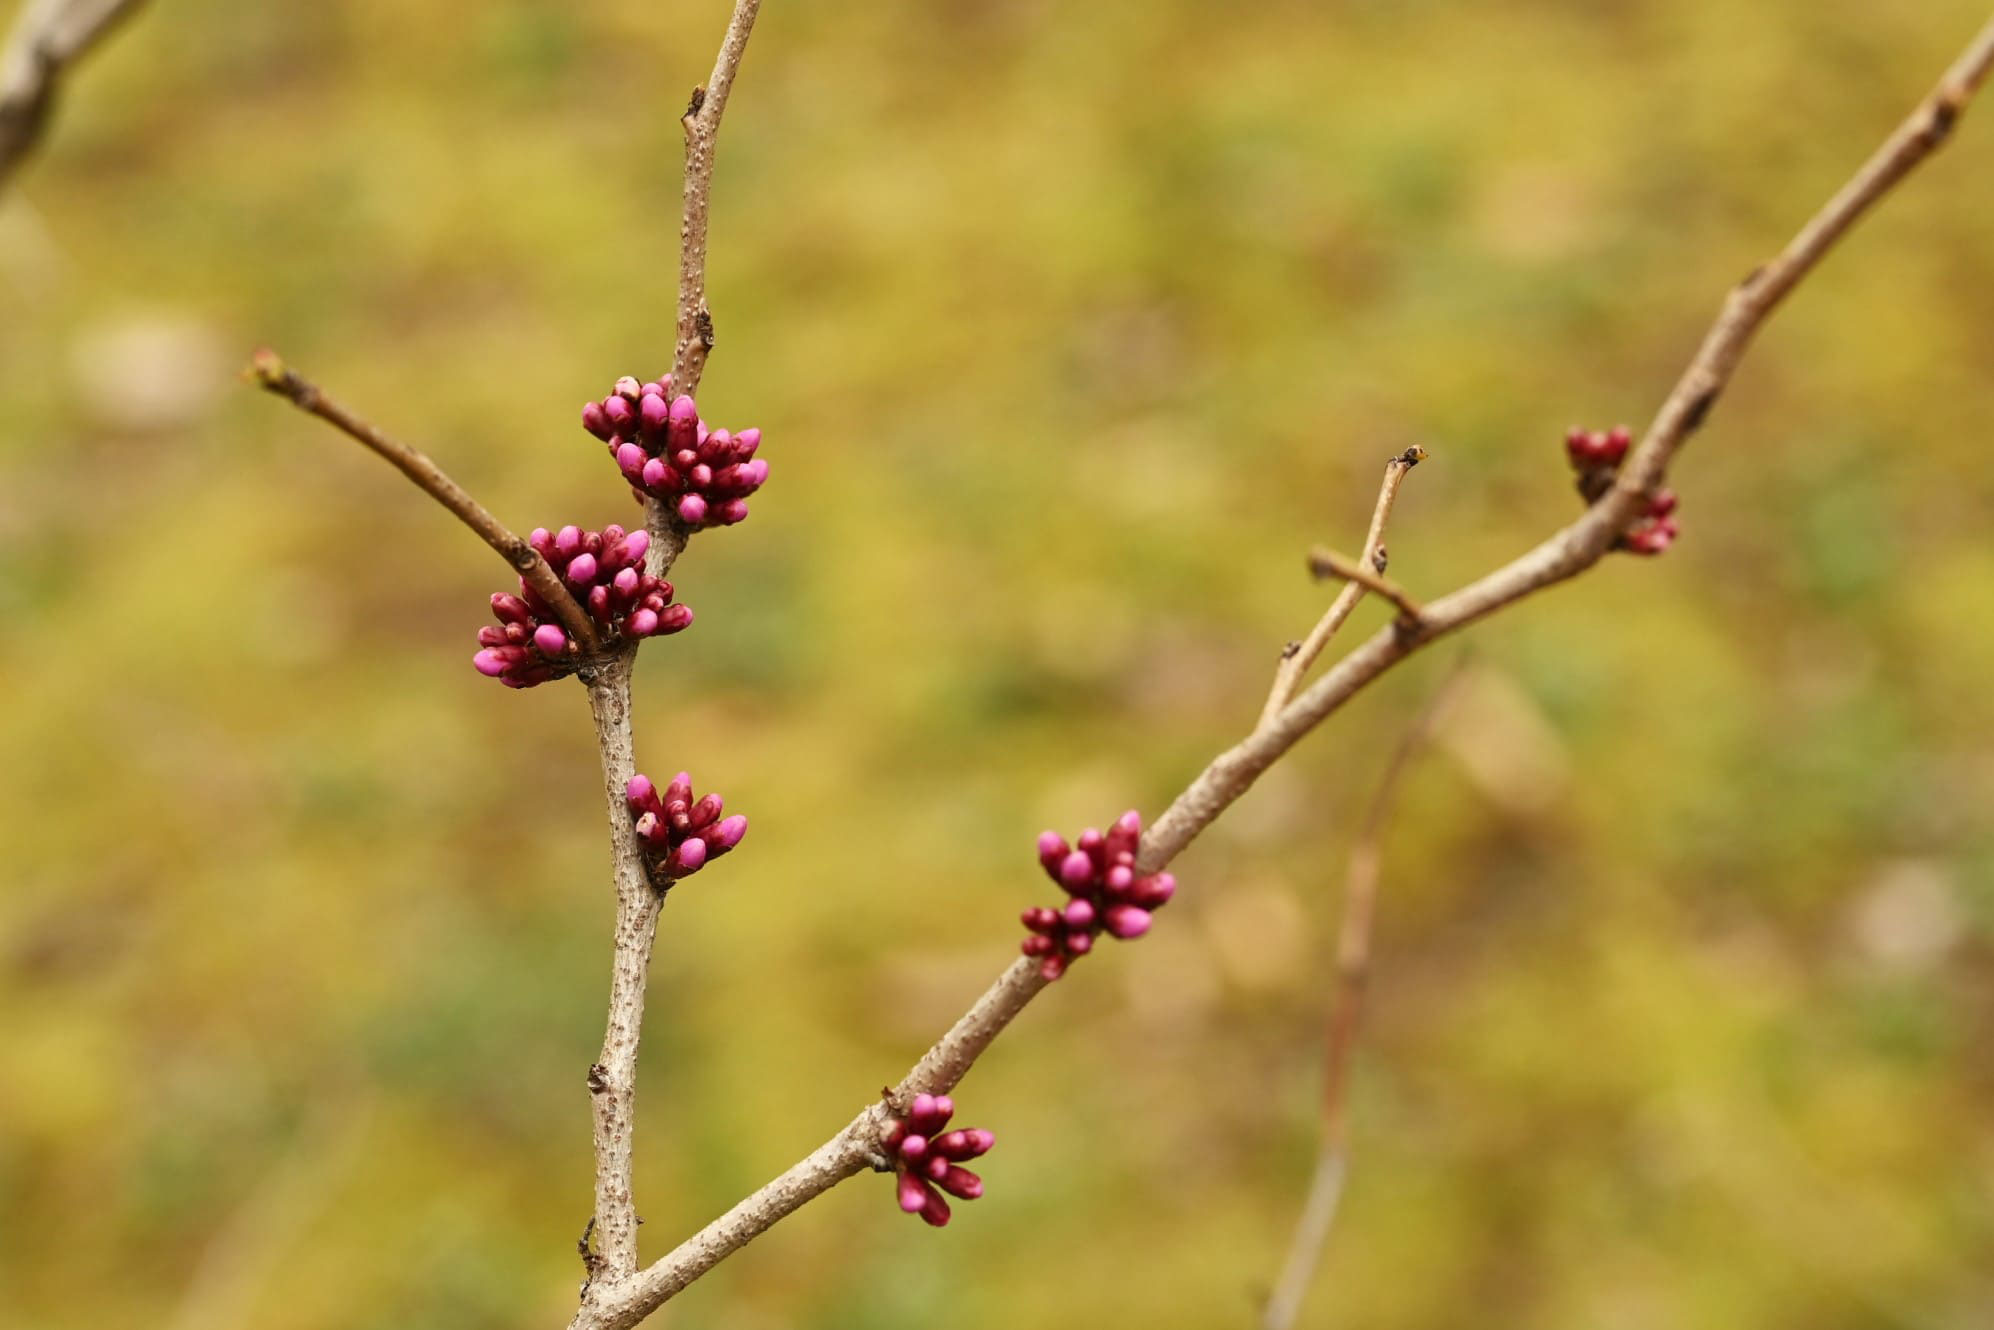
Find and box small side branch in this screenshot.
[1262,447,1425,725]
[1260,661,1466,1330]
[248,350,601,653]
[0,0,149,194]
[672,0,762,399]
[1306,546,1424,624]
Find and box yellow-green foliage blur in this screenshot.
[5,2,1994,1327]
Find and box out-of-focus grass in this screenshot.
[4,2,1993,1327]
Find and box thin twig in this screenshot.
[0,0,149,194]
[248,350,602,653]
[583,651,660,1280]
[672,0,761,401]
[1305,545,1424,623]
[1263,446,1426,725]
[1261,659,1469,1330]
[558,21,1994,1328]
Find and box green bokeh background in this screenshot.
[5,2,1994,1326]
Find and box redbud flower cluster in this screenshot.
[582,376,768,530]
[882,1093,994,1228]
[1563,424,1681,556]
[472,525,690,687]
[625,772,747,885]
[1021,811,1176,981]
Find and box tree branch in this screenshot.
[1261,660,1467,1330]
[564,16,1994,1327]
[1263,446,1426,725]
[1305,545,1424,624]
[0,0,148,195]
[249,350,602,652]
[671,0,761,401]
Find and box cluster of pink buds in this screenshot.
[1563,424,1681,557]
[882,1093,994,1228]
[625,772,747,885]
[1021,811,1176,981]
[582,376,768,530]
[472,525,691,687]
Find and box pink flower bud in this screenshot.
[627,775,657,808]
[931,1165,983,1200]
[1061,898,1096,929]
[917,1187,952,1227]
[899,1132,930,1162]
[640,393,670,436]
[582,402,612,440]
[1022,934,1054,957]
[739,458,770,489]
[1039,954,1069,981]
[668,395,699,449]
[533,624,567,656]
[627,609,660,637]
[603,396,635,431]
[688,792,723,827]
[898,1171,932,1214]
[709,814,748,851]
[717,499,749,524]
[659,604,694,633]
[1038,831,1069,878]
[565,551,598,585]
[613,567,641,597]
[473,649,509,677]
[622,529,650,564]
[671,837,708,876]
[1059,851,1095,891]
[732,428,761,460]
[555,525,583,558]
[615,442,648,478]
[1065,930,1094,955]
[678,494,709,525]
[612,376,642,399]
[1131,872,1176,908]
[1103,904,1153,939]
[529,528,554,555]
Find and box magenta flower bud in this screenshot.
[641,458,670,490]
[701,429,731,463]
[1066,931,1094,955]
[529,527,554,555]
[491,593,532,625]
[627,774,657,807]
[667,394,699,446]
[908,1093,937,1123]
[616,441,647,476]
[899,1132,930,1162]
[627,608,660,637]
[587,585,612,621]
[671,837,708,876]
[1021,935,1054,957]
[1107,809,1141,854]
[640,379,667,398]
[959,1129,994,1156]
[622,529,650,564]
[678,494,709,525]
[689,463,714,488]
[1104,864,1134,897]
[717,499,749,524]
[473,649,509,677]
[665,772,693,804]
[613,567,641,597]
[688,792,723,828]
[1131,872,1176,908]
[1059,851,1095,891]
[612,375,642,399]
[732,427,761,459]
[917,1188,951,1227]
[554,525,582,557]
[1039,954,1069,981]
[931,1165,983,1200]
[1022,906,1058,932]
[1648,489,1678,518]
[709,814,748,851]
[1061,898,1096,929]
[582,402,612,440]
[565,552,599,586]
[738,458,770,489]
[477,626,507,648]
[533,624,567,656]
[659,604,694,633]
[1103,904,1153,939]
[1038,831,1069,878]
[634,811,663,845]
[898,1172,932,1214]
[603,396,635,431]
[640,392,670,435]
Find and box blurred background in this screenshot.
[5,1,1994,1326]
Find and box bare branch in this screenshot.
[1305,545,1424,624]
[565,17,1994,1327]
[582,652,660,1280]
[1263,446,1426,725]
[1261,660,1468,1330]
[248,349,601,652]
[0,0,149,194]
[672,0,761,400]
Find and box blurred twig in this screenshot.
[1306,544,1424,623]
[247,349,601,653]
[671,0,760,401]
[566,19,1994,1329]
[1263,446,1426,725]
[1260,660,1468,1330]
[0,0,149,195]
